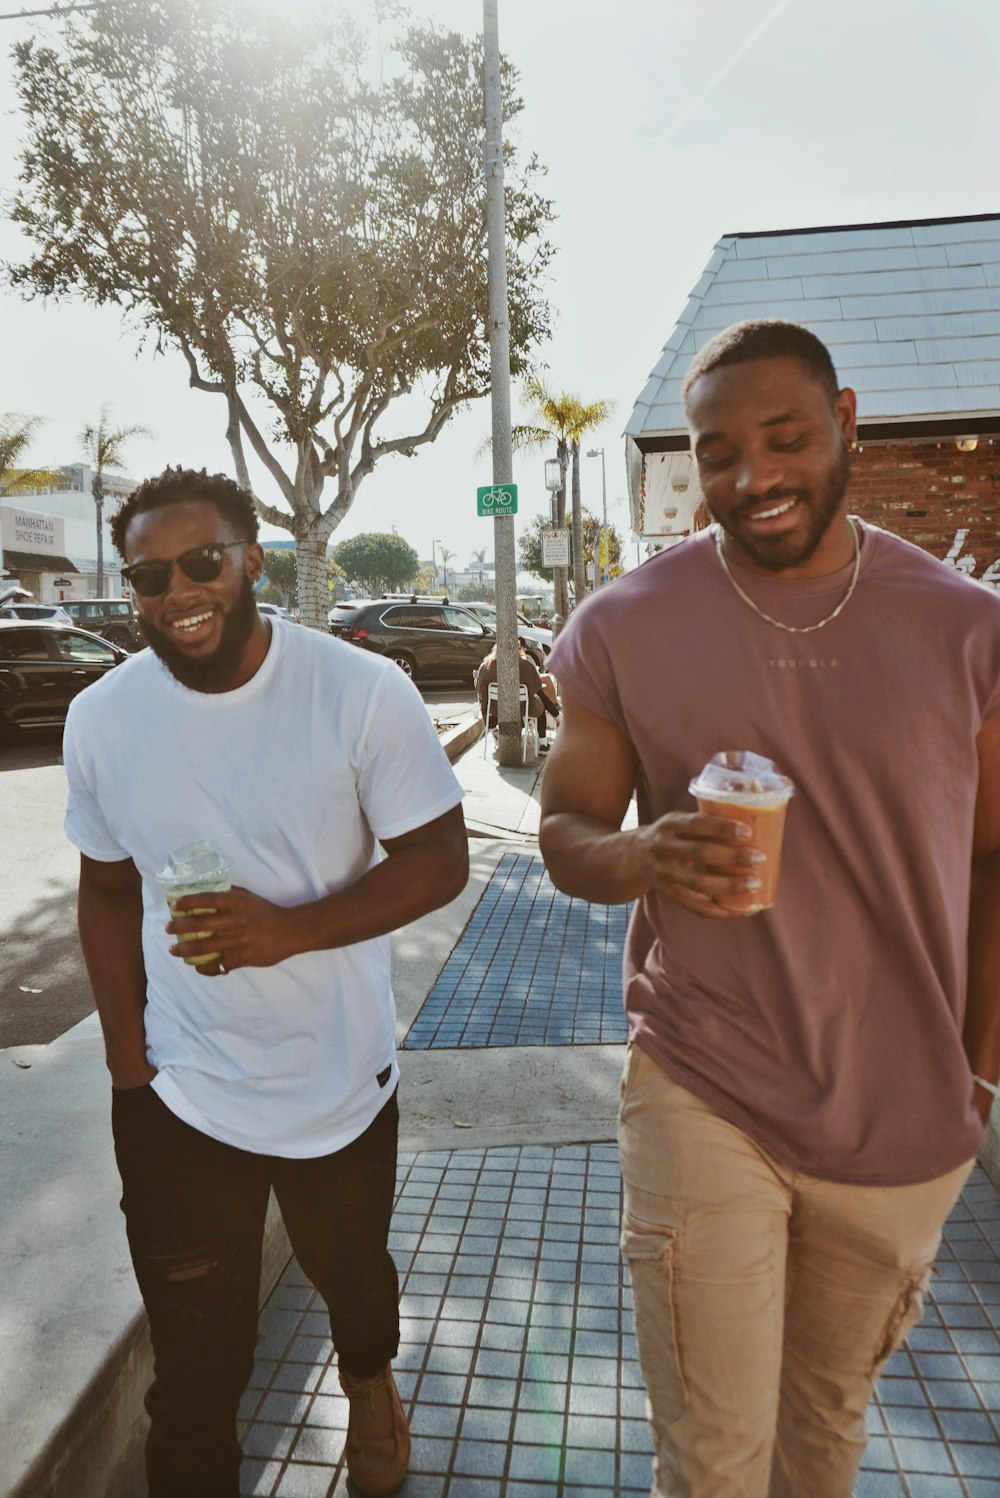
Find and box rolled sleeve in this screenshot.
[548,596,626,729]
[63,704,129,862]
[356,666,464,842]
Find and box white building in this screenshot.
[0,464,137,602]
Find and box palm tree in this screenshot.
[566,399,613,601]
[514,377,614,609]
[438,546,455,592]
[469,546,487,587]
[79,406,150,595]
[0,413,62,497]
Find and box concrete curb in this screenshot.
[440,709,484,762]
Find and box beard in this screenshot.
[709,442,851,573]
[142,571,259,691]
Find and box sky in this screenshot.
[2,0,999,574]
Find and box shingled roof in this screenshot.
[626,213,1000,452]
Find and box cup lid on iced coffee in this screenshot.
[689,751,795,807]
[155,839,233,888]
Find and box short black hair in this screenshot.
[111,467,259,558]
[681,319,840,412]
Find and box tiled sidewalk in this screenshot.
[238,1146,1000,1498]
[860,1166,1000,1498]
[403,854,631,1051]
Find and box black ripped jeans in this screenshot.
[111,1084,400,1498]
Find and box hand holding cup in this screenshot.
[688,751,795,915]
[156,840,233,968]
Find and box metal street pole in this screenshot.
[483,0,520,766]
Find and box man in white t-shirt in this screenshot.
[63,467,469,1498]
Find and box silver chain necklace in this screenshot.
[713,518,862,635]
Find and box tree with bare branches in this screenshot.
[9,0,554,625]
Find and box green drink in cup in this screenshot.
[156,839,233,967]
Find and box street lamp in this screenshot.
[586,447,608,587]
[432,538,442,589]
[543,458,566,631]
[544,458,561,504]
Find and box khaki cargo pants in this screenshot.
[618,1044,974,1498]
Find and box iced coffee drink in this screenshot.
[689,751,795,914]
[156,840,233,966]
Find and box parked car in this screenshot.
[328,597,495,683]
[0,620,128,737]
[257,602,298,623]
[0,599,71,624]
[60,597,144,651]
[461,602,552,667]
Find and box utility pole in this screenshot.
[483,0,521,766]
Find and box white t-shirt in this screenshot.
[63,621,464,1157]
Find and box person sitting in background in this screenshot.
[477,640,560,752]
[520,639,561,749]
[539,666,559,719]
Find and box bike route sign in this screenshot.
[476,483,518,517]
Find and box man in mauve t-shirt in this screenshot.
[540,319,1000,1498]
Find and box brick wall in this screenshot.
[847,438,1000,585]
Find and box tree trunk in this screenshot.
[570,440,586,603]
[94,482,104,596]
[295,525,332,630]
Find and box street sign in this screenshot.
[477,483,518,517]
[542,528,570,567]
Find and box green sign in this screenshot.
[477,482,518,517]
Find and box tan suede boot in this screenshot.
[338,1362,411,1495]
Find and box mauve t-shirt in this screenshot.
[549,522,1000,1185]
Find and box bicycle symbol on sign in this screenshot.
[476,482,518,516]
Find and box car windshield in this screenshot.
[469,604,538,630]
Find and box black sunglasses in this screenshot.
[122,541,247,598]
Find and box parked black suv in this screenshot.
[0,620,128,737]
[61,598,144,651]
[328,597,495,683]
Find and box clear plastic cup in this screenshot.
[689,751,795,914]
[155,839,233,967]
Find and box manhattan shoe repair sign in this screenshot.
[1,507,66,555]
